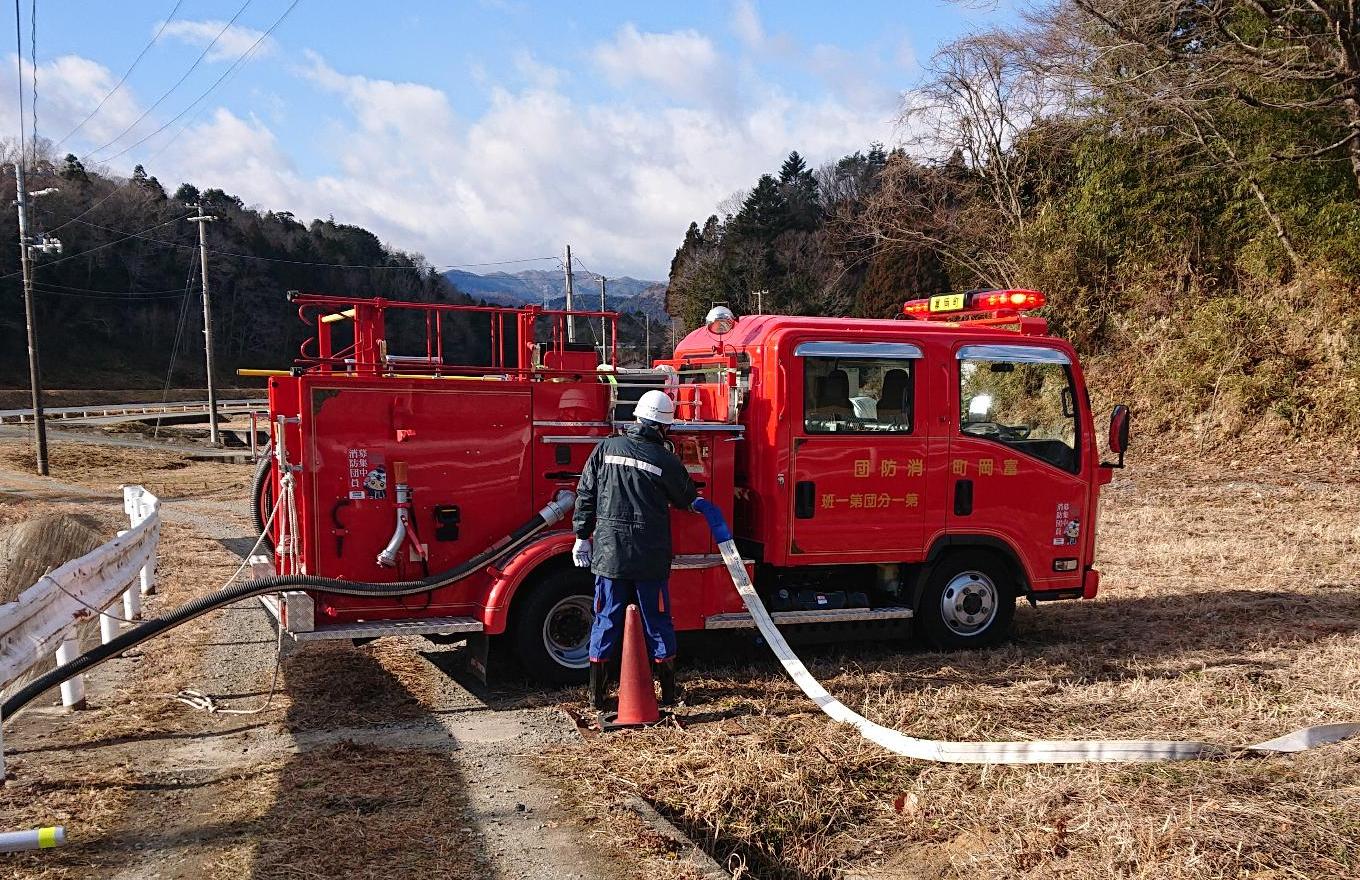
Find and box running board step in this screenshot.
[704,606,914,630]
[287,616,484,642]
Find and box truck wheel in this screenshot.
[917,552,1015,650]
[510,567,595,685]
[250,444,275,556]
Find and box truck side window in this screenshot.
[958,359,1078,471]
[803,357,913,434]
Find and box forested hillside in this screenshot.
[0,153,662,389]
[667,0,1360,441]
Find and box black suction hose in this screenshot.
[2,492,574,721]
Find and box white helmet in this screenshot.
[634,389,676,426]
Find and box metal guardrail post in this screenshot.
[122,486,155,609]
[54,640,85,710]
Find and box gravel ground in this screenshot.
[0,439,678,880]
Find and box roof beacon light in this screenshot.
[900,288,1046,321]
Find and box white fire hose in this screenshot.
[694,506,1360,763]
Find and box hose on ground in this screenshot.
[698,505,1360,764]
[2,491,574,722]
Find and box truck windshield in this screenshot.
[803,357,914,433]
[958,357,1078,472]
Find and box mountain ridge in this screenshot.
[444,268,668,319]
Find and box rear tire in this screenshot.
[510,566,596,685]
[250,444,275,556]
[916,552,1015,650]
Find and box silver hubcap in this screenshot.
[543,594,593,669]
[940,571,999,636]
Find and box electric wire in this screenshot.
[52,0,185,149]
[26,279,191,296]
[564,252,662,360]
[45,217,561,270]
[93,0,301,166]
[12,0,26,166]
[28,0,35,165]
[0,214,192,280]
[78,1,254,163]
[153,256,200,437]
[28,285,191,300]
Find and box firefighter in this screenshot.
[572,388,712,710]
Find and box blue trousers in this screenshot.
[588,576,676,662]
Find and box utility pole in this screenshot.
[187,204,219,445]
[599,274,607,362]
[644,319,651,366]
[753,289,766,314]
[14,161,48,475]
[563,244,575,343]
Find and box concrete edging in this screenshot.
[623,795,730,879]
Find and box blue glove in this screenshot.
[690,497,732,544]
[572,537,592,568]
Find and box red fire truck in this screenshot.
[253,289,1129,683]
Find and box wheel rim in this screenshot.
[939,570,999,637]
[542,594,593,669]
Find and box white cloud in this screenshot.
[160,19,275,63]
[593,24,728,106]
[0,53,145,152]
[24,28,901,280]
[732,0,765,49]
[730,1,795,56]
[156,51,895,278]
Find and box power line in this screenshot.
[64,218,561,270]
[79,0,253,163]
[94,0,300,166]
[13,0,26,162]
[27,277,192,295]
[28,0,35,164]
[29,285,189,300]
[53,0,185,150]
[0,213,191,280]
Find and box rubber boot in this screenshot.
[589,660,610,711]
[655,658,681,707]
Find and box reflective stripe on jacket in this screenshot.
[572,423,699,581]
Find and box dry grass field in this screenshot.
[2,436,1357,878]
[559,446,1360,879]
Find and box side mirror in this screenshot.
[1103,404,1130,468]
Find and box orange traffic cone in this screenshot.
[609,604,660,727]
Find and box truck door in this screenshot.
[788,341,929,559]
[947,344,1088,591]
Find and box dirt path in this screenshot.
[0,442,669,879]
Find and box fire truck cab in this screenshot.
[254,289,1129,684]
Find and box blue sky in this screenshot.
[6,0,1018,279]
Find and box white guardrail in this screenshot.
[0,486,160,774]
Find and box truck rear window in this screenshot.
[803,357,914,434]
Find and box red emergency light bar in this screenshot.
[901,288,1046,321]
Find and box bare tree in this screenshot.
[861,154,1023,289]
[1073,0,1360,192]
[905,32,1061,232]
[1054,0,1360,271]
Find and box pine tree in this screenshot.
[59,154,89,184]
